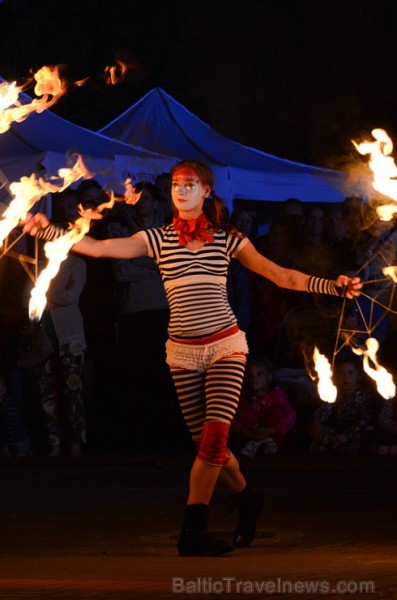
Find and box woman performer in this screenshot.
[22,160,361,556]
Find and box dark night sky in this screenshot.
[1,0,397,169]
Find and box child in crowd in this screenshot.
[310,354,380,455]
[231,357,296,456]
[370,396,397,455]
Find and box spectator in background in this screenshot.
[28,191,87,457]
[310,353,381,456]
[371,396,397,455]
[228,206,257,332]
[76,179,108,210]
[231,356,296,456]
[303,204,325,246]
[295,204,332,278]
[254,198,304,256]
[0,371,31,458]
[341,196,371,245]
[248,216,307,358]
[280,197,305,227]
[31,250,87,457]
[51,188,80,225]
[133,182,167,228]
[230,206,259,241]
[76,181,122,453]
[155,172,173,224]
[323,205,356,274]
[112,182,184,453]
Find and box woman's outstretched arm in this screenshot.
[236,240,362,299]
[22,213,148,259]
[72,232,148,259]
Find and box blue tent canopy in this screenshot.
[99,87,356,205]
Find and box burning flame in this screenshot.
[29,195,115,321]
[1,62,130,319]
[1,60,134,134]
[33,65,66,100]
[352,128,397,220]
[0,155,94,248]
[0,80,19,112]
[104,59,133,85]
[0,65,67,134]
[382,265,397,283]
[29,217,90,321]
[352,337,396,399]
[123,178,142,205]
[312,347,337,403]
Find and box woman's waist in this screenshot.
[169,324,240,345]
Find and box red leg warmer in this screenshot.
[197,421,231,466]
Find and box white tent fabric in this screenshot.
[0,112,177,194]
[99,87,356,206]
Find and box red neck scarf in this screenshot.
[172,213,214,246]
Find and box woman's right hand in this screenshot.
[20,212,50,236]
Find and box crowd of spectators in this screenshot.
[1,181,397,460]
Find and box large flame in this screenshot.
[28,195,115,321]
[0,65,67,134]
[352,337,396,399]
[0,155,93,248]
[352,128,397,221]
[0,63,128,320]
[312,347,337,403]
[28,216,90,321]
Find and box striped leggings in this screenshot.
[170,354,247,443]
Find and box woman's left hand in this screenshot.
[335,275,362,299]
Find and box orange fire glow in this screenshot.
[312,347,337,403]
[0,65,67,134]
[0,155,93,248]
[29,216,90,320]
[104,59,133,85]
[352,128,397,221]
[382,265,397,283]
[123,178,142,205]
[352,337,396,399]
[29,195,114,321]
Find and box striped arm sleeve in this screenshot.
[307,275,342,296]
[36,223,67,241]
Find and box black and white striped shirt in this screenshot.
[141,225,249,340]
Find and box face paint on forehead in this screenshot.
[172,166,200,182]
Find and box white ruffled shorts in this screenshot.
[166,329,249,373]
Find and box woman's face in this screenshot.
[171,167,210,217]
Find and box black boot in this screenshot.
[177,503,235,557]
[232,485,265,547]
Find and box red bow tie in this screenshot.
[172,213,214,246]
